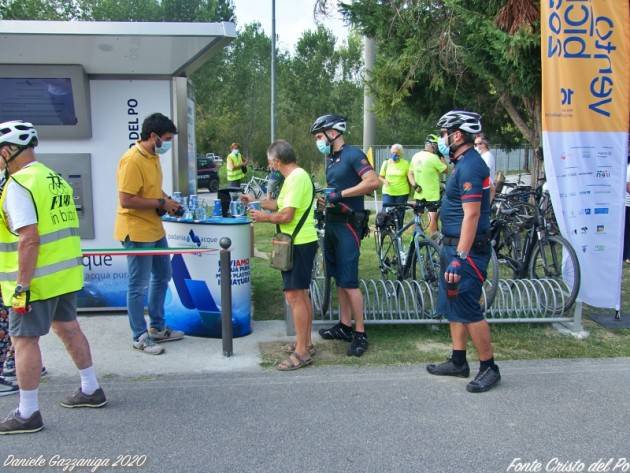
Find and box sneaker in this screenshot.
[1,358,15,379]
[426,358,470,378]
[466,366,501,393]
[0,377,18,397]
[149,326,184,343]
[133,332,165,355]
[318,322,353,342]
[2,366,48,382]
[347,331,368,357]
[60,387,107,408]
[0,409,43,435]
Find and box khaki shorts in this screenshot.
[9,291,78,337]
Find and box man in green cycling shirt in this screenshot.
[408,134,447,236]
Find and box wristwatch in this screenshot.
[158,198,166,209]
[456,250,469,260]
[15,284,29,294]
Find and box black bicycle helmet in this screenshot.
[436,110,482,134]
[310,114,347,135]
[0,120,38,148]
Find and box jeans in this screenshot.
[122,236,172,341]
[382,194,408,229]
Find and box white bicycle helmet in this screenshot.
[310,114,347,135]
[436,110,482,134]
[0,120,38,148]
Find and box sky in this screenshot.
[231,0,351,52]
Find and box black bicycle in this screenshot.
[490,192,580,312]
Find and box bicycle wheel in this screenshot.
[310,236,332,317]
[379,230,402,280]
[528,234,580,312]
[410,238,441,289]
[481,248,499,311]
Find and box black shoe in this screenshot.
[347,332,368,357]
[0,409,44,435]
[319,322,353,342]
[466,366,501,393]
[0,377,18,397]
[426,358,470,378]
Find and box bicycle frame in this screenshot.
[377,203,435,279]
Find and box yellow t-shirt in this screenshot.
[410,151,447,201]
[379,158,410,196]
[114,142,165,242]
[276,167,317,245]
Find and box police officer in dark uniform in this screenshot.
[426,110,501,393]
[310,115,380,356]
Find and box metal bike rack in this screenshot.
[307,277,576,327]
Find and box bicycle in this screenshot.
[490,190,580,312]
[375,202,442,288]
[310,203,332,318]
[241,176,268,199]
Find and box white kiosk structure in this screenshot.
[0,20,236,312]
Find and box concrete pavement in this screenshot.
[1,358,629,473]
[38,316,290,377]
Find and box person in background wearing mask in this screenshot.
[266,153,284,200]
[474,134,496,200]
[379,144,410,229]
[408,134,448,236]
[310,114,380,357]
[115,113,184,356]
[0,121,106,435]
[226,142,247,187]
[426,110,500,393]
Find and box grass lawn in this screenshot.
[250,214,630,366]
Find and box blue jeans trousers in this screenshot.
[122,236,172,341]
[382,194,408,229]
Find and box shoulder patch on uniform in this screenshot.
[360,158,369,166]
[462,182,472,192]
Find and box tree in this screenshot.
[320,0,542,173]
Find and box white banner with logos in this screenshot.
[543,131,627,308]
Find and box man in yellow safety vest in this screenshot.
[0,121,106,435]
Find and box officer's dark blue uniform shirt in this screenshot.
[440,147,491,237]
[326,145,373,213]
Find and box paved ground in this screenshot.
[1,350,629,472]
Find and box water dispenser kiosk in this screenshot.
[0,21,250,337]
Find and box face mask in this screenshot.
[316,139,331,156]
[155,139,172,155]
[391,153,399,161]
[437,137,450,157]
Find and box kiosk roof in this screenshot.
[0,20,236,76]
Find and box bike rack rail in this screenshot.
[302,277,575,329]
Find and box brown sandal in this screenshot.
[280,342,316,356]
[276,351,313,371]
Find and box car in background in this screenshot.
[205,152,223,165]
[197,156,220,192]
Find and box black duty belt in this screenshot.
[441,233,490,247]
[326,211,365,224]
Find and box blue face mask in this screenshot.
[437,136,450,157]
[391,153,399,161]
[316,139,331,156]
[155,139,172,155]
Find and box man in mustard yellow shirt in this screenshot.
[115,113,184,355]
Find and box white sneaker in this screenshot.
[132,333,165,355]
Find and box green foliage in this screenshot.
[193,24,364,175]
[338,0,542,149]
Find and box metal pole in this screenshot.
[362,36,376,152]
[270,0,276,142]
[220,237,233,357]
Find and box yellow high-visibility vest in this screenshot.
[0,162,83,302]
[227,151,245,182]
